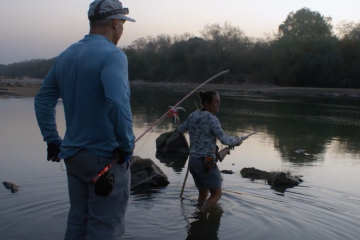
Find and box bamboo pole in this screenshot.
[135,70,229,143]
[179,164,190,199]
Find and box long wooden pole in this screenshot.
[179,165,190,199]
[180,101,200,199]
[179,133,191,199]
[135,70,229,143]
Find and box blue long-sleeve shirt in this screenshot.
[178,110,240,159]
[34,34,135,159]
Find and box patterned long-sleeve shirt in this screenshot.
[178,109,240,159]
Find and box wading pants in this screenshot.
[64,150,130,240]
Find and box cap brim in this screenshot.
[121,16,136,22]
[108,14,135,22]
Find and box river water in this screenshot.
[0,86,359,240]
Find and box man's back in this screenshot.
[35,1,136,238]
[35,34,134,159]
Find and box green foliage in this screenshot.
[279,7,333,38]
[336,21,360,41]
[273,36,342,87]
[336,21,360,87]
[0,64,5,76]
[0,58,56,79]
[337,39,360,87]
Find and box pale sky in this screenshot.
[0,0,359,64]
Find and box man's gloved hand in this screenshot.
[114,147,133,164]
[47,140,62,162]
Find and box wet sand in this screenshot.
[0,78,43,98]
[1,78,360,98]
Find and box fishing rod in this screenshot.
[217,131,257,162]
[135,70,229,143]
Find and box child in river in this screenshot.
[178,90,242,210]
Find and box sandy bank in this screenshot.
[1,78,360,98]
[129,80,360,98]
[0,77,43,97]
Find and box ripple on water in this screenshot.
[216,176,360,240]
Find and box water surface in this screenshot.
[0,87,359,240]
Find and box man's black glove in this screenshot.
[114,147,133,165]
[47,140,62,162]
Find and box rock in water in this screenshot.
[240,167,269,179]
[220,170,234,174]
[240,167,302,187]
[130,156,169,188]
[267,172,301,187]
[2,182,19,193]
[156,132,173,151]
[165,129,189,153]
[155,128,189,154]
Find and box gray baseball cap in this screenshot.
[88,0,135,22]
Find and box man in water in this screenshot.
[34,1,135,239]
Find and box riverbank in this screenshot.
[130,80,360,98]
[0,77,43,98]
[1,78,360,98]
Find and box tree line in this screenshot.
[1,7,360,88]
[0,58,57,79]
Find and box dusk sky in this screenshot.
[1,0,359,64]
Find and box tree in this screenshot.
[0,58,56,79]
[279,8,333,38]
[200,22,250,50]
[200,22,253,78]
[273,36,342,87]
[336,20,360,41]
[336,21,360,87]
[173,32,194,43]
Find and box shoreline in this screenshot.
[130,80,360,98]
[1,78,360,98]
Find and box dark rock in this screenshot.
[240,167,302,188]
[220,170,234,174]
[3,182,19,193]
[240,167,269,179]
[294,175,304,182]
[166,130,189,153]
[156,129,189,154]
[267,172,300,187]
[130,156,169,188]
[156,132,172,150]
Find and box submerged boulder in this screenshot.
[156,129,189,154]
[240,167,269,179]
[240,167,302,187]
[130,156,169,188]
[220,170,235,174]
[267,172,302,187]
[3,181,19,193]
[156,132,173,151]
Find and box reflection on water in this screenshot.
[1,87,360,240]
[186,206,223,240]
[155,150,188,173]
